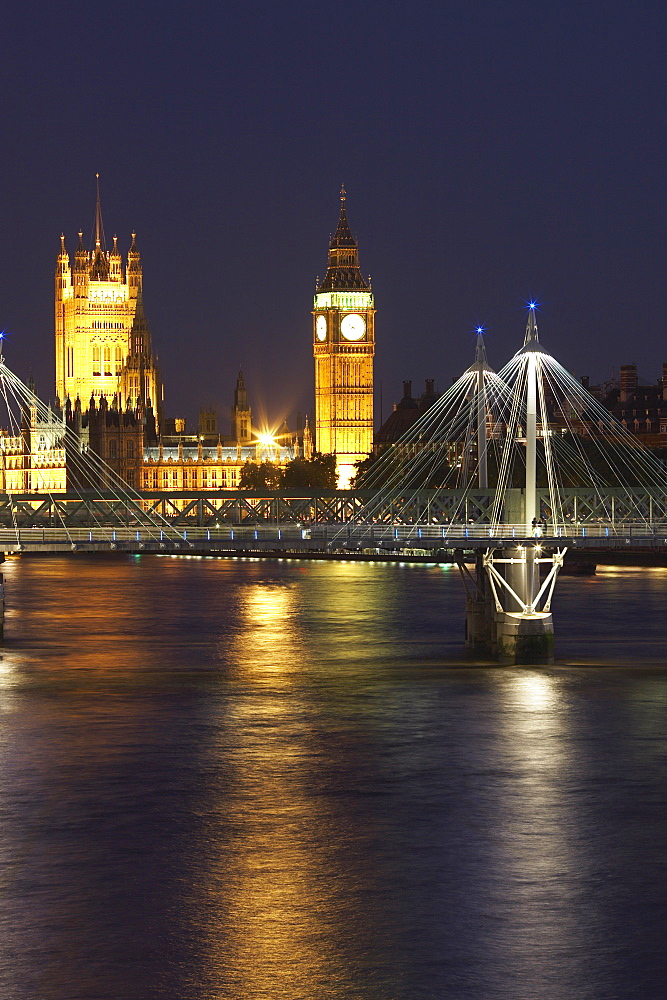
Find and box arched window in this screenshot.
[104,346,112,375]
[93,346,101,376]
[115,346,122,375]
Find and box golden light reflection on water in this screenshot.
[237,584,296,674]
[193,580,351,996]
[491,670,593,986]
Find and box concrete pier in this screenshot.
[0,552,4,637]
[461,543,560,664]
[494,610,555,664]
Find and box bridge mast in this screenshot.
[475,330,488,490]
[523,307,539,532]
[464,306,567,663]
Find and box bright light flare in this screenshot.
[256,432,275,446]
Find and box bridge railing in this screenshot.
[1,521,666,549]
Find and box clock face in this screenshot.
[316,315,327,341]
[341,313,366,341]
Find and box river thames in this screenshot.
[0,555,665,999]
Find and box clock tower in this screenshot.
[313,187,375,488]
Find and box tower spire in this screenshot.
[317,187,370,292]
[475,329,489,370]
[95,173,104,250]
[524,303,539,346]
[90,173,109,280]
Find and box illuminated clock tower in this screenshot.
[313,187,375,488]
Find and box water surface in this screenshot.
[0,555,665,999]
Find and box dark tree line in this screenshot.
[239,453,337,490]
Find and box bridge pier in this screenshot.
[459,544,564,664]
[0,552,4,637]
[461,552,495,649]
[493,610,555,664]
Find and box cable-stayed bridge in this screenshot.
[0,308,665,661]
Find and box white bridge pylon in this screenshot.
[478,307,564,662]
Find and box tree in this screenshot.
[239,460,282,490]
[281,452,337,489]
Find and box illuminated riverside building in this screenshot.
[0,379,67,493]
[55,179,162,425]
[139,371,298,493]
[0,428,66,493]
[313,187,375,488]
[51,185,310,494]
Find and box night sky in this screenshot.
[1,1,664,432]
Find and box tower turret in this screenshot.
[127,231,142,297]
[55,235,71,291]
[231,369,252,444]
[73,230,89,298]
[109,234,123,282]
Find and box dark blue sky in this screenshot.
[0,0,664,430]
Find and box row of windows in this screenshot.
[142,468,240,489]
[93,345,123,377]
[339,361,363,387]
[92,321,126,330]
[621,418,666,431]
[107,440,136,459]
[93,346,123,363]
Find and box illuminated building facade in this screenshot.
[55,181,162,424]
[52,187,313,495]
[313,188,375,488]
[141,371,296,493]
[0,379,67,493]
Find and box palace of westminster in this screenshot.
[2,184,667,495]
[3,185,377,494]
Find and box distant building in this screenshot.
[313,187,375,488]
[580,363,667,448]
[0,379,67,493]
[54,186,304,494]
[55,178,162,427]
[140,371,296,494]
[375,379,438,450]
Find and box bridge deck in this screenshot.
[1,523,666,556]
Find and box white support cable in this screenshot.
[0,362,177,539]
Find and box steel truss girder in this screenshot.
[0,486,664,529]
